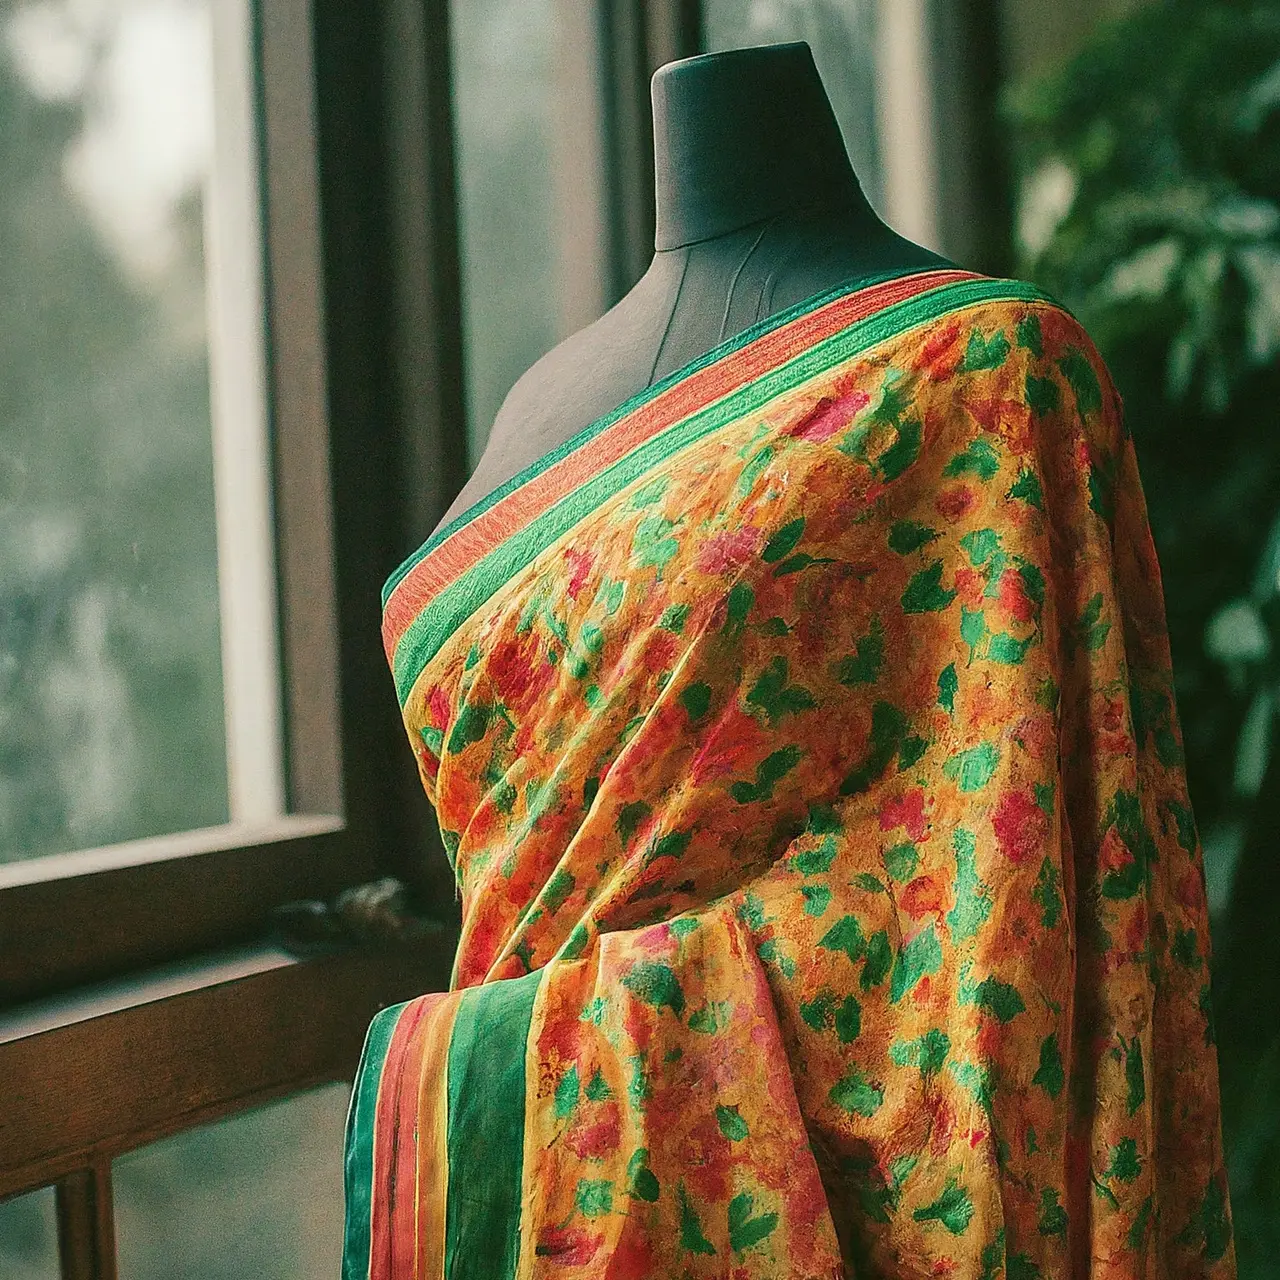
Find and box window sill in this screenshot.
[0,933,456,1201]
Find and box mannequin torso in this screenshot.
[430,42,952,540]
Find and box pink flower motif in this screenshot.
[991,788,1049,865]
[695,528,762,576]
[786,388,872,443]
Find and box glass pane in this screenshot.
[703,0,885,214]
[450,0,560,466]
[114,1084,349,1280]
[0,1186,59,1280]
[1,0,229,862]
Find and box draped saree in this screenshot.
[343,266,1236,1278]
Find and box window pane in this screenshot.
[0,0,229,862]
[0,1186,59,1280]
[451,0,561,466]
[450,0,609,467]
[702,0,885,214]
[114,1084,348,1280]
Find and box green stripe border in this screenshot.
[342,1001,410,1280]
[392,275,1058,704]
[382,263,948,609]
[443,969,544,1280]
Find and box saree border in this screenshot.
[386,272,1059,706]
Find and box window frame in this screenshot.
[0,0,463,1008]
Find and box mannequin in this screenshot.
[431,41,953,539]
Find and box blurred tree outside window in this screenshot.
[0,0,230,863]
[1005,0,1280,1269]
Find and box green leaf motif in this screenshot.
[801,883,832,917]
[576,1178,613,1218]
[835,616,884,685]
[1016,312,1043,356]
[889,520,940,554]
[621,961,685,1017]
[1125,1036,1146,1115]
[447,700,492,754]
[883,841,919,882]
[835,994,863,1043]
[791,836,838,875]
[728,1192,780,1253]
[1007,468,1045,509]
[902,561,958,613]
[762,517,806,563]
[555,1063,580,1118]
[725,582,755,631]
[938,663,959,714]
[747,655,818,724]
[889,1027,951,1074]
[1033,1034,1065,1098]
[988,631,1033,665]
[962,328,1012,371]
[800,992,834,1032]
[584,1069,612,1102]
[1025,372,1061,417]
[688,1000,731,1034]
[912,1178,975,1234]
[943,742,1000,792]
[1032,857,1063,928]
[878,416,923,480]
[964,974,1027,1023]
[862,930,893,990]
[830,1067,884,1117]
[943,437,1001,481]
[730,743,804,804]
[1038,1187,1068,1237]
[1058,348,1102,417]
[890,924,942,1003]
[627,1148,660,1202]
[961,527,1001,566]
[839,701,908,796]
[716,1105,749,1141]
[818,914,866,963]
[681,682,712,720]
[542,867,575,915]
[678,1184,716,1255]
[1105,1137,1142,1183]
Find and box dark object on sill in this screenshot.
[272,877,450,956]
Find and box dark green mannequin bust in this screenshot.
[432,40,952,540]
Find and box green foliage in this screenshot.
[1004,3,1280,1267]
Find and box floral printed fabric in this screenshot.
[345,271,1236,1280]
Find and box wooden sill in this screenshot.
[0,933,455,1201]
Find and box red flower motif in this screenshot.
[565,1101,621,1160]
[786,388,872,443]
[992,788,1049,865]
[535,1226,604,1266]
[880,788,928,841]
[935,485,975,521]
[564,546,597,600]
[689,702,770,787]
[914,321,964,380]
[997,568,1036,623]
[695,528,762,576]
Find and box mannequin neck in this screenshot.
[651,42,881,252]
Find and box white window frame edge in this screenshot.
[206,0,286,824]
[873,0,941,254]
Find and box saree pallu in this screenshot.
[344,267,1236,1279]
